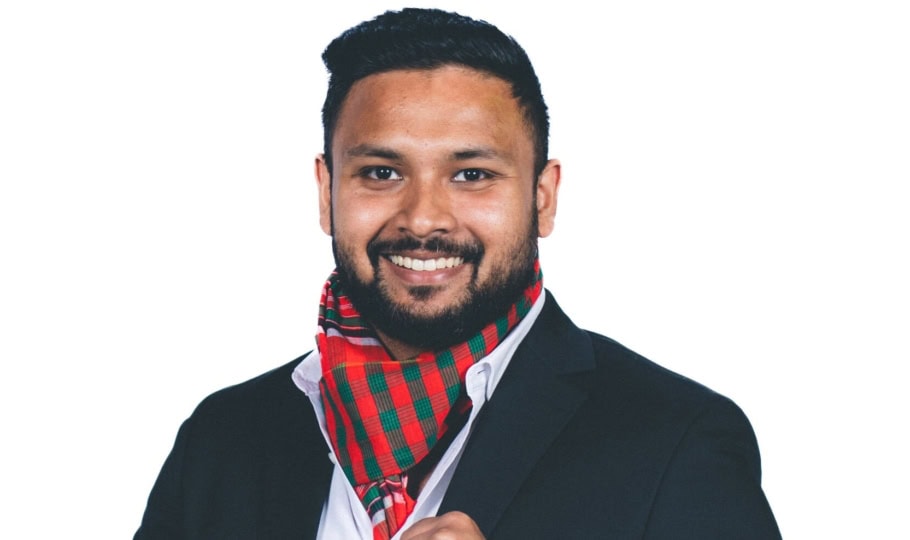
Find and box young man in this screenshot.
[136,9,780,539]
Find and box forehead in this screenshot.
[331,66,533,161]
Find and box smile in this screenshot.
[388,255,465,272]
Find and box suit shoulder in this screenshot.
[533,293,741,423]
[588,330,726,398]
[187,353,315,438]
[581,330,749,432]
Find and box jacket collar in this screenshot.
[438,291,595,535]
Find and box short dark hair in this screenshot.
[321,8,549,176]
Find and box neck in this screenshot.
[374,329,426,361]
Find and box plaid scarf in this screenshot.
[317,260,542,539]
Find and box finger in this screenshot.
[400,511,484,540]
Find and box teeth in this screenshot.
[389,255,464,271]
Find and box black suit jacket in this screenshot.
[136,293,780,539]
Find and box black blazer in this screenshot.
[136,293,780,539]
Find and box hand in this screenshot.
[400,511,485,540]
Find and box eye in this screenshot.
[361,166,402,181]
[453,168,493,182]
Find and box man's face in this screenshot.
[316,66,559,357]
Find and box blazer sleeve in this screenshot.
[134,415,194,540]
[644,399,782,540]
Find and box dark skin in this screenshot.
[401,511,485,540]
[315,66,561,539]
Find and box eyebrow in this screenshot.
[452,147,507,161]
[344,145,403,160]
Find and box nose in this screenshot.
[394,179,457,238]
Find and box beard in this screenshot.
[333,221,539,353]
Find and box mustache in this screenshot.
[367,236,484,266]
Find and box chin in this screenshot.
[339,262,535,353]
[331,225,539,352]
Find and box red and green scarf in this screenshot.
[317,260,542,539]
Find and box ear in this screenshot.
[315,154,332,236]
[536,159,561,238]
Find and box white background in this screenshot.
[1,1,908,538]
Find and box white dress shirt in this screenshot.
[292,294,545,540]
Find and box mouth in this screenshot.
[368,236,482,276]
[387,254,465,272]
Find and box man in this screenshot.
[136,9,780,539]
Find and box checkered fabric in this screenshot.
[354,475,414,540]
[317,259,542,539]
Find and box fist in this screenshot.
[400,511,485,540]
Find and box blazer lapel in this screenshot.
[438,292,595,536]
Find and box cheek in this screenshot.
[332,193,393,244]
[462,189,535,247]
[471,186,533,226]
